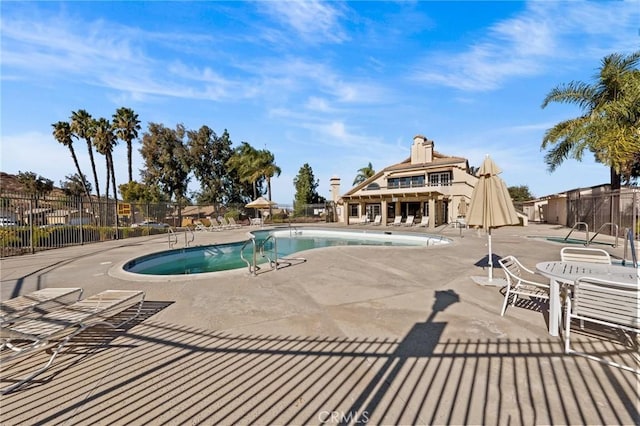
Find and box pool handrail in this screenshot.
[184,228,195,247]
[622,227,638,268]
[564,222,589,245]
[589,222,618,247]
[239,237,257,276]
[168,228,178,248]
[260,234,278,271]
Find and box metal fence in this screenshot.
[0,192,331,257]
[565,188,639,241]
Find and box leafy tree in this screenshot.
[60,173,92,197]
[352,162,375,185]
[293,163,324,215]
[508,185,534,202]
[140,122,191,208]
[17,171,53,197]
[188,126,236,205]
[118,181,167,204]
[70,109,100,198]
[541,51,640,189]
[112,107,141,183]
[52,121,91,199]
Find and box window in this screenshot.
[387,175,425,189]
[349,204,359,217]
[428,172,452,186]
[365,183,380,190]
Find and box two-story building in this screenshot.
[335,135,478,228]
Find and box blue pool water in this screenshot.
[123,228,450,276]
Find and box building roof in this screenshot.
[342,149,471,198]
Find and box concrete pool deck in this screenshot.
[1,222,638,425]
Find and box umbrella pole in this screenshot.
[488,228,493,281]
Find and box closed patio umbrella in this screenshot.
[457,197,468,217]
[467,155,520,285]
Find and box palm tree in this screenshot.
[52,121,92,200]
[541,51,640,189]
[112,107,141,182]
[227,142,262,199]
[70,109,101,198]
[255,149,281,217]
[94,118,119,226]
[353,162,375,185]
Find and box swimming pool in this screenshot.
[122,227,451,276]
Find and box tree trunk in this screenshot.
[267,177,273,218]
[127,140,133,183]
[110,152,119,231]
[87,139,101,199]
[610,166,621,190]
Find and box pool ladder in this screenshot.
[239,234,306,276]
[168,227,194,248]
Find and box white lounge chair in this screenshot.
[498,255,550,316]
[357,215,369,225]
[193,221,208,232]
[560,247,611,264]
[403,215,415,226]
[391,216,403,226]
[416,216,429,227]
[564,277,639,374]
[1,288,83,323]
[371,215,382,226]
[1,290,145,394]
[217,216,234,230]
[227,217,243,228]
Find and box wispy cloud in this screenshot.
[0,12,244,102]
[412,1,640,92]
[257,0,349,44]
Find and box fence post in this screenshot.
[29,197,35,255]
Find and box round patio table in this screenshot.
[535,261,639,337]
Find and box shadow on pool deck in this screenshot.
[2,300,638,425]
[1,223,638,424]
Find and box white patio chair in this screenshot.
[498,255,550,316]
[371,215,382,225]
[455,217,468,228]
[564,277,639,374]
[560,247,612,264]
[403,215,415,226]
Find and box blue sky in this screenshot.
[1,1,638,205]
